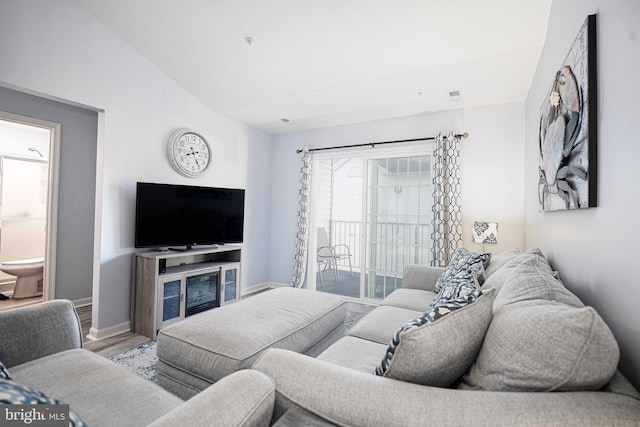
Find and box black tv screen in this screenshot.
[135,182,245,248]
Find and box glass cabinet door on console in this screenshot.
[158,274,185,328]
[221,263,241,305]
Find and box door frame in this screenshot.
[0,111,61,301]
[307,142,432,302]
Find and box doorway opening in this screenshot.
[309,144,433,303]
[0,114,60,309]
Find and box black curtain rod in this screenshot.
[295,132,469,154]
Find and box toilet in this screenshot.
[0,257,44,299]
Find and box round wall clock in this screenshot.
[167,128,211,177]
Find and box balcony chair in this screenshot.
[316,227,352,287]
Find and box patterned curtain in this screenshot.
[290,148,313,288]
[430,132,463,267]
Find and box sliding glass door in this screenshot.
[365,156,431,299]
[311,145,432,301]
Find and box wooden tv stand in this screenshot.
[131,245,241,339]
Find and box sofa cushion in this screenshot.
[483,248,522,278]
[0,377,87,426]
[492,252,583,311]
[10,349,183,427]
[349,306,423,345]
[373,280,496,387]
[399,264,446,291]
[482,249,539,292]
[434,248,491,292]
[460,300,620,392]
[380,288,438,311]
[317,336,389,373]
[483,249,561,294]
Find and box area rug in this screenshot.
[345,310,364,330]
[109,341,158,382]
[109,310,365,383]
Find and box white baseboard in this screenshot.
[241,281,288,297]
[268,281,289,288]
[73,297,92,307]
[86,321,130,342]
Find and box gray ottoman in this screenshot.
[157,287,347,399]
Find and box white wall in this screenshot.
[524,0,640,388]
[243,128,274,289]
[0,120,50,160]
[270,103,525,285]
[0,0,270,332]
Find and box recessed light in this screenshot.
[280,118,296,125]
[245,36,256,46]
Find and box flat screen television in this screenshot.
[135,182,245,249]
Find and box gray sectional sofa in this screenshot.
[0,300,275,427]
[2,248,639,426]
[253,249,640,426]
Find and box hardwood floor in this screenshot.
[0,294,43,310]
[76,305,152,357]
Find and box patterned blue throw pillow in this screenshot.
[374,275,483,378]
[433,247,491,292]
[0,361,11,380]
[0,378,87,426]
[0,378,60,405]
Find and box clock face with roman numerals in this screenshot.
[167,129,211,177]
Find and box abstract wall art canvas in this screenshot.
[539,14,597,212]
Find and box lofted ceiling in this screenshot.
[73,0,551,134]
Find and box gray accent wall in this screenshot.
[524,0,640,389]
[0,85,98,301]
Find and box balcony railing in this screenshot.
[329,220,432,274]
